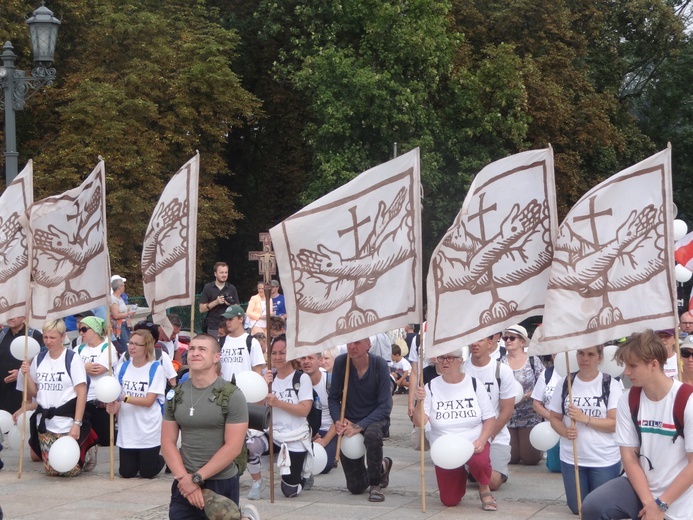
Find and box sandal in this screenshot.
[479,492,498,512]
[380,457,392,489]
[368,485,385,502]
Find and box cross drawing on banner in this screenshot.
[573,195,613,248]
[469,192,497,242]
[338,206,372,254]
[248,232,277,284]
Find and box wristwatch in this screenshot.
[73,420,83,427]
[655,498,668,512]
[191,472,204,486]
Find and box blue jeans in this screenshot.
[169,476,239,519]
[582,476,642,519]
[560,460,621,515]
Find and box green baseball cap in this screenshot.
[222,305,245,319]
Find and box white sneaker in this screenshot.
[247,478,264,500]
[241,504,260,520]
[83,445,98,472]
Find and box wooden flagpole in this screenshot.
[564,352,582,519]
[419,336,426,512]
[17,236,34,479]
[265,283,275,503]
[104,265,115,480]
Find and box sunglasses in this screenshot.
[79,326,90,333]
[503,336,518,342]
[436,355,461,363]
[682,350,693,359]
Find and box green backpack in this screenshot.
[167,381,248,475]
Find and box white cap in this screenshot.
[111,274,126,283]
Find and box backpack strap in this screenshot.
[601,373,612,409]
[214,381,238,417]
[37,349,75,381]
[544,365,555,385]
[561,372,579,415]
[118,360,131,386]
[167,382,185,415]
[529,356,535,373]
[673,383,693,443]
[149,361,160,387]
[246,334,253,355]
[628,386,643,448]
[472,376,477,393]
[292,370,303,393]
[495,360,501,389]
[0,328,7,345]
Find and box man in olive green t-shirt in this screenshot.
[162,333,249,519]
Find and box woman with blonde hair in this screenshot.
[107,329,166,478]
[21,319,96,476]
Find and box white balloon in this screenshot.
[312,442,328,474]
[553,350,579,378]
[430,434,474,470]
[10,336,41,361]
[234,371,268,403]
[5,424,22,450]
[599,345,624,378]
[340,433,366,459]
[48,435,80,473]
[0,410,13,434]
[513,380,525,405]
[529,422,560,452]
[94,376,122,403]
[674,219,688,241]
[675,264,693,283]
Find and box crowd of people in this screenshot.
[1,262,693,520]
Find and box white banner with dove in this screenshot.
[270,148,423,359]
[0,161,33,322]
[141,153,199,336]
[530,148,675,355]
[24,161,109,327]
[425,148,558,359]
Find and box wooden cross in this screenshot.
[248,232,277,284]
[469,192,497,242]
[573,195,612,247]
[338,206,372,254]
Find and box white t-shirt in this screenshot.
[664,353,680,381]
[392,357,412,373]
[115,360,166,449]
[312,369,333,432]
[115,350,177,382]
[270,370,313,452]
[220,333,265,381]
[31,349,87,434]
[616,382,693,520]
[463,358,516,445]
[548,372,623,466]
[532,367,561,407]
[424,374,495,444]
[74,341,118,401]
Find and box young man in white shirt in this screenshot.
[582,330,693,520]
[219,305,265,381]
[464,334,516,491]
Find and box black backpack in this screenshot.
[292,370,323,435]
[561,372,611,415]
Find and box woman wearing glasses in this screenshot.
[263,334,313,497]
[106,329,166,478]
[413,349,497,511]
[548,345,623,515]
[74,316,118,456]
[500,324,544,466]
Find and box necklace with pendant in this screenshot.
[189,383,213,416]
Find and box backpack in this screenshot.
[544,365,555,385]
[292,370,323,435]
[167,380,248,475]
[628,383,693,446]
[561,372,612,415]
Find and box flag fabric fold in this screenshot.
[675,231,693,271]
[530,149,675,355]
[141,153,199,336]
[23,161,109,328]
[270,148,423,359]
[425,148,558,359]
[0,161,33,323]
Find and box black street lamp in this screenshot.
[0,2,61,186]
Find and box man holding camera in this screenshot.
[199,262,240,338]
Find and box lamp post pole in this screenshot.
[1,43,20,184]
[0,3,60,187]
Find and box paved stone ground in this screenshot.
[0,393,577,520]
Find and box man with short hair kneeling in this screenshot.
[582,330,693,519]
